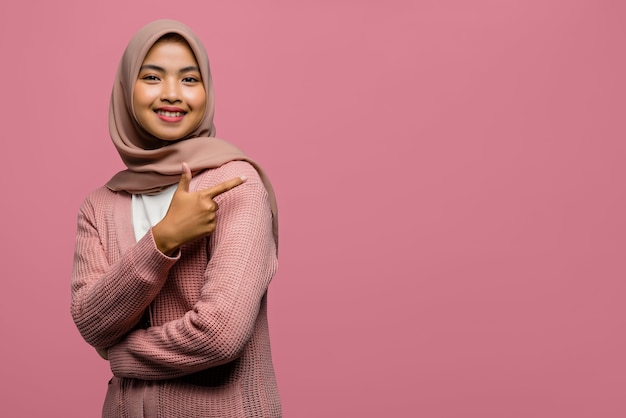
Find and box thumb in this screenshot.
[178,162,192,193]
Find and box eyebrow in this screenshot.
[139,64,201,73]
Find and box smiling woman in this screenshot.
[133,34,207,141]
[71,20,281,418]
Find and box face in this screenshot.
[133,40,206,141]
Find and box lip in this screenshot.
[157,106,185,112]
[154,107,187,123]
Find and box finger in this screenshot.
[178,162,192,193]
[204,175,247,199]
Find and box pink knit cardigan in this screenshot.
[71,161,281,417]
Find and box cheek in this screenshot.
[199,95,207,113]
[188,88,207,110]
[132,86,143,111]
[133,84,157,109]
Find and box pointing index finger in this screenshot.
[204,176,247,199]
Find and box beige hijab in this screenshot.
[105,19,277,246]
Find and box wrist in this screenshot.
[151,224,179,256]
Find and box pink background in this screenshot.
[1,0,625,416]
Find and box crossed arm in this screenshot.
[71,163,277,380]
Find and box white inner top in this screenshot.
[131,183,178,242]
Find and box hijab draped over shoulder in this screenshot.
[105,19,277,246]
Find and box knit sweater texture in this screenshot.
[71,161,281,417]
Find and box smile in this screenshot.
[155,110,186,117]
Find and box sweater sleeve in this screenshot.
[71,194,179,349]
[107,169,278,380]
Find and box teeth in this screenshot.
[156,110,184,117]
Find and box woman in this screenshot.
[71,19,281,417]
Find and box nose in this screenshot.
[161,78,181,103]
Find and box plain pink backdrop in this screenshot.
[1,1,625,416]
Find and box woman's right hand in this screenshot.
[152,163,246,256]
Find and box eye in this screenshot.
[141,75,160,82]
[182,76,200,83]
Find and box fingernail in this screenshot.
[240,175,247,181]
